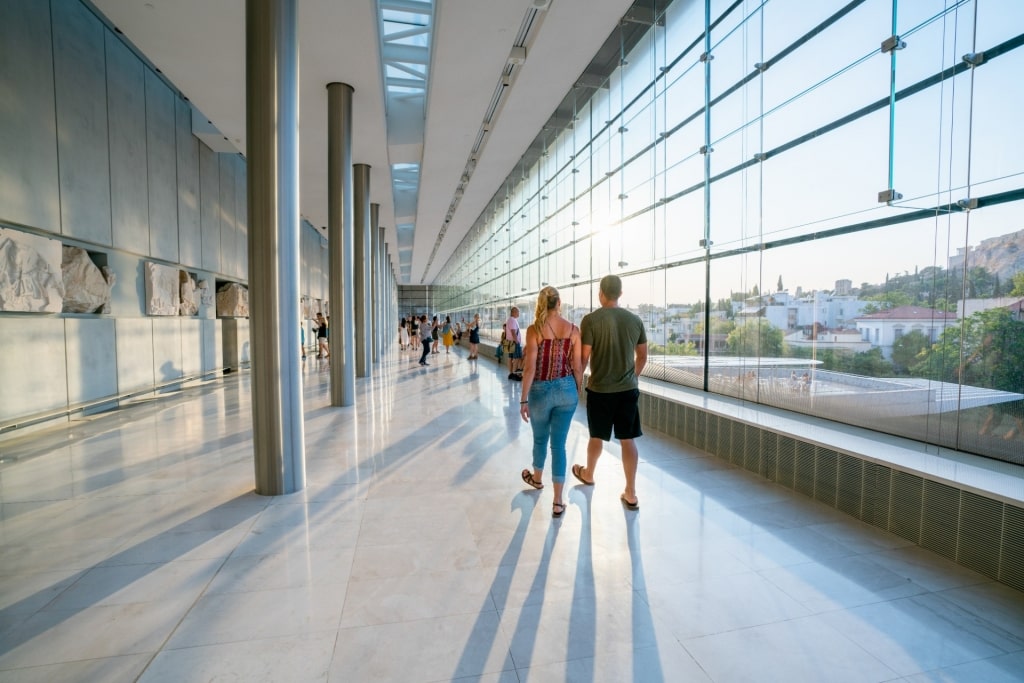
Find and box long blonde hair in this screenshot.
[533,286,560,334]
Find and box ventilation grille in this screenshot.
[837,453,864,518]
[1002,504,1024,592]
[642,392,1024,592]
[921,480,960,561]
[960,491,1003,579]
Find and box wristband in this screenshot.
[520,401,528,404]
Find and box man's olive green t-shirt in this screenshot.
[580,306,647,393]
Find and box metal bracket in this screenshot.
[881,35,906,54]
[878,189,903,203]
[754,62,769,73]
[962,52,986,67]
[617,194,628,200]
[957,197,979,210]
[752,152,767,162]
[699,238,713,248]
[700,52,714,63]
[699,145,714,155]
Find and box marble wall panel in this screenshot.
[106,30,149,255]
[144,261,180,316]
[65,318,117,405]
[202,319,219,373]
[146,70,179,263]
[180,319,202,376]
[219,154,238,278]
[199,142,220,272]
[221,318,251,369]
[52,0,111,245]
[0,0,60,232]
[176,98,201,269]
[0,229,64,312]
[0,319,68,422]
[152,318,183,383]
[237,318,251,363]
[115,318,155,393]
[236,159,248,280]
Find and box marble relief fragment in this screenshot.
[179,272,199,316]
[197,280,215,308]
[144,261,181,316]
[61,246,115,313]
[216,282,249,317]
[0,228,64,312]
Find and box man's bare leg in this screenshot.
[620,438,638,504]
[578,437,603,483]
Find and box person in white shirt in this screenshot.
[505,306,523,380]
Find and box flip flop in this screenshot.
[620,494,640,511]
[521,469,543,490]
[571,464,594,486]
[552,502,566,518]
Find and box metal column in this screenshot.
[370,203,380,363]
[353,163,371,378]
[327,82,355,406]
[378,226,387,358]
[246,0,305,495]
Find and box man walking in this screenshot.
[505,306,524,380]
[571,275,647,510]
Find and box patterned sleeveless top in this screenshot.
[534,325,575,381]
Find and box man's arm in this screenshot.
[634,342,648,379]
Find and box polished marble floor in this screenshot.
[2,344,1024,682]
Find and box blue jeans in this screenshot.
[528,375,578,483]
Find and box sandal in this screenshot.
[552,502,566,518]
[620,494,640,511]
[571,464,594,486]
[521,469,543,490]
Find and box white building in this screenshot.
[854,306,958,359]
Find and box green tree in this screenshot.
[1010,272,1024,297]
[649,341,699,356]
[966,266,996,298]
[693,317,735,336]
[726,319,783,357]
[891,330,930,374]
[862,291,913,310]
[843,348,895,376]
[911,308,1024,390]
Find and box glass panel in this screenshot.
[433,0,1024,468]
[761,109,890,240]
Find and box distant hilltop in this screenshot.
[947,228,1024,280]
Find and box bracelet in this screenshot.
[520,400,528,404]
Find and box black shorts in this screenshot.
[586,388,642,441]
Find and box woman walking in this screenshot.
[519,286,582,517]
[468,313,481,359]
[441,316,455,354]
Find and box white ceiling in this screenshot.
[90,0,634,284]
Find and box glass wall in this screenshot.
[434,0,1024,467]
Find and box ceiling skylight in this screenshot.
[379,0,434,284]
